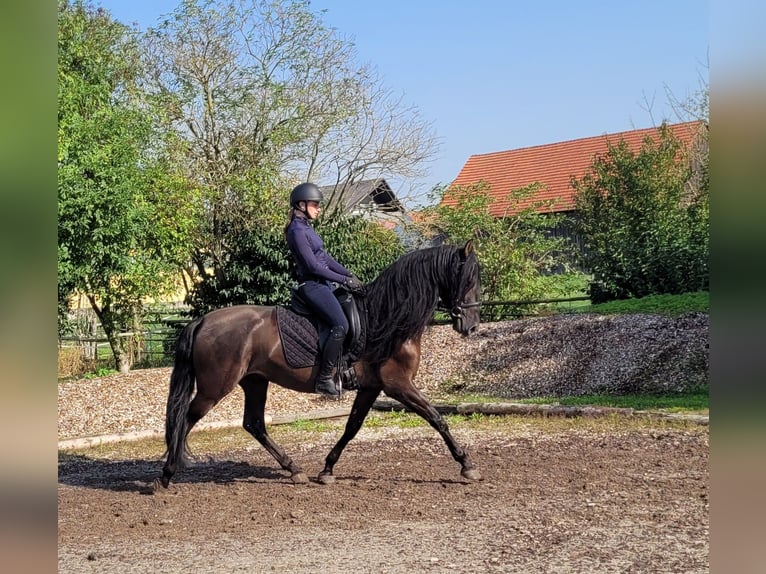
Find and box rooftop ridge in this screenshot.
[462,120,702,162]
[447,120,704,216]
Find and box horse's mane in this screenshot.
[362,244,479,367]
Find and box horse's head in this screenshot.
[449,240,481,337]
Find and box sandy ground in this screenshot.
[58,420,708,573]
[58,313,708,572]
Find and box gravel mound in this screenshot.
[58,312,708,441]
[427,312,709,398]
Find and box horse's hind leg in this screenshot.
[240,376,308,484]
[318,384,382,485]
[159,393,217,488]
[187,394,217,429]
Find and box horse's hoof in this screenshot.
[152,477,168,492]
[291,472,309,484]
[317,473,335,485]
[461,468,482,481]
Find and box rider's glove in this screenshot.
[345,275,366,295]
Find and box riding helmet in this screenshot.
[290,182,324,208]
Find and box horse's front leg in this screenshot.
[380,353,481,481]
[384,383,481,480]
[318,384,381,484]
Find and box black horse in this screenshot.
[156,241,481,489]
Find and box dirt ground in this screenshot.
[58,419,708,573]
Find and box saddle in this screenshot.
[276,284,367,389]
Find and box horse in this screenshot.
[156,240,482,490]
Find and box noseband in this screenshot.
[449,301,481,319]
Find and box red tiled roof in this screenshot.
[446,121,705,216]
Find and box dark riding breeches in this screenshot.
[297,281,349,336]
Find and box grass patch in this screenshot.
[440,412,704,434]
[280,418,338,433]
[59,411,706,462]
[518,386,708,413]
[551,298,592,313]
[444,412,494,428]
[431,387,708,414]
[577,291,708,316]
[61,435,168,461]
[363,410,427,429]
[83,367,118,379]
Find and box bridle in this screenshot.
[439,255,481,320]
[447,300,481,319]
[438,287,481,320]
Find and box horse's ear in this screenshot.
[462,240,474,258]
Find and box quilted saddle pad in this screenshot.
[276,306,319,369]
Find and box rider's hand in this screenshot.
[345,275,366,295]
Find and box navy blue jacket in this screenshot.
[286,215,351,284]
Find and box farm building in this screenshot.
[443,120,707,262]
[445,120,706,217]
[319,178,409,229]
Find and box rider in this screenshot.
[285,182,365,396]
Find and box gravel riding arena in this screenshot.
[58,315,709,573]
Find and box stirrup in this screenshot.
[340,367,358,390]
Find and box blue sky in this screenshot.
[96,0,709,204]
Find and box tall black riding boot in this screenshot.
[315,326,345,397]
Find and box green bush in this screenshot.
[188,226,294,315]
[318,214,405,283]
[573,123,709,301]
[414,182,579,316]
[187,213,404,316]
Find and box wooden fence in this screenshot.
[58,307,191,369]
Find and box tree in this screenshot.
[186,225,293,315]
[572,123,709,300]
[302,75,439,221]
[141,0,436,296]
[187,213,405,315]
[414,182,579,312]
[58,0,195,371]
[317,215,405,283]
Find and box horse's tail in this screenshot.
[164,316,204,471]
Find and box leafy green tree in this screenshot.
[318,216,405,284]
[141,0,435,296]
[187,225,293,315]
[187,212,404,315]
[58,0,195,371]
[415,182,579,314]
[572,123,708,301]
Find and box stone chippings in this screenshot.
[58,312,709,440]
[419,312,708,399]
